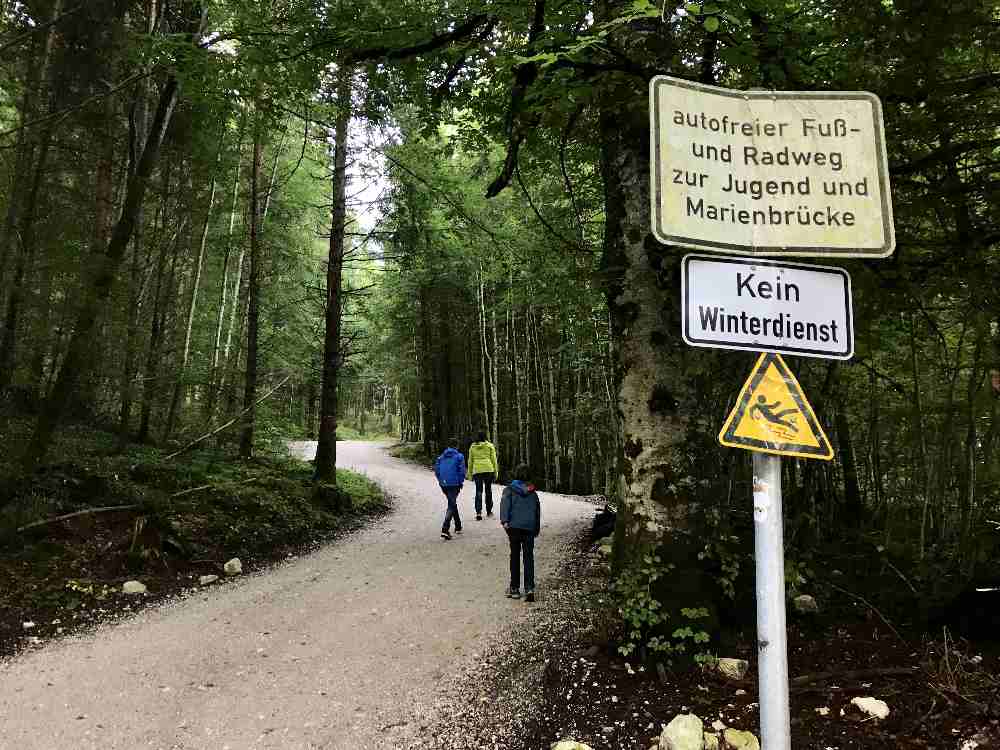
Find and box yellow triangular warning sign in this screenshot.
[719,353,833,460]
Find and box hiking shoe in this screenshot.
[507,588,521,599]
[525,592,535,603]
[455,528,463,535]
[441,531,452,540]
[486,511,494,517]
[476,514,483,521]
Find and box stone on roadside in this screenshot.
[850,696,890,719]
[722,728,760,750]
[224,558,242,576]
[659,713,704,750]
[22,621,35,630]
[122,580,147,595]
[199,575,219,586]
[551,742,594,750]
[793,594,818,613]
[716,658,749,681]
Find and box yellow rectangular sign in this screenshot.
[650,76,894,258]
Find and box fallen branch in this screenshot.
[883,558,919,595]
[170,476,261,498]
[829,582,905,643]
[162,375,292,461]
[790,666,918,688]
[16,504,140,533]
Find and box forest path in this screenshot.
[0,441,589,749]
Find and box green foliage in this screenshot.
[613,553,712,662]
[784,558,814,600]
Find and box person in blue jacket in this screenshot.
[499,463,541,601]
[434,437,467,540]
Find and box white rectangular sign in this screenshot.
[650,76,894,257]
[682,254,854,359]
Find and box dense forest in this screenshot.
[0,0,998,665]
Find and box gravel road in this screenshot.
[0,441,591,749]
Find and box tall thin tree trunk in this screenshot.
[547,345,561,489]
[205,135,243,421]
[0,0,62,388]
[477,266,490,434]
[0,126,53,388]
[139,217,185,443]
[238,116,264,459]
[117,2,158,447]
[165,164,218,440]
[314,66,353,482]
[490,308,499,447]
[911,313,931,559]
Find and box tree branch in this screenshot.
[278,14,494,63]
[162,375,292,461]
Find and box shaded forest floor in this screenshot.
[485,532,1000,750]
[0,417,388,660]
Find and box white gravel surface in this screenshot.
[0,441,591,749]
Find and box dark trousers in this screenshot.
[441,485,462,532]
[507,528,535,593]
[473,473,494,515]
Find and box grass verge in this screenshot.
[0,419,389,660]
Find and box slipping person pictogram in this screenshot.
[750,395,798,433]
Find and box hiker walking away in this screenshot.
[435,437,467,540]
[499,464,541,602]
[466,430,499,520]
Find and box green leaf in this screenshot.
[704,16,720,32]
[685,3,702,13]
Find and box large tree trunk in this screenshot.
[594,7,714,626]
[117,1,158,448]
[314,66,353,482]
[16,72,183,477]
[238,116,264,459]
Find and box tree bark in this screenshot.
[0,0,62,389]
[314,66,353,482]
[593,6,713,629]
[165,159,219,440]
[205,134,242,421]
[17,71,183,477]
[238,115,264,459]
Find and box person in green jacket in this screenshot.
[466,431,499,520]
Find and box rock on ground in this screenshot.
[660,713,705,750]
[223,558,242,576]
[121,581,147,595]
[793,594,818,613]
[851,696,890,719]
[715,657,748,681]
[722,728,760,750]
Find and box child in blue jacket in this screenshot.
[434,437,467,540]
[499,463,541,601]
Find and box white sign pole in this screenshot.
[753,453,791,750]
[651,77,893,750]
